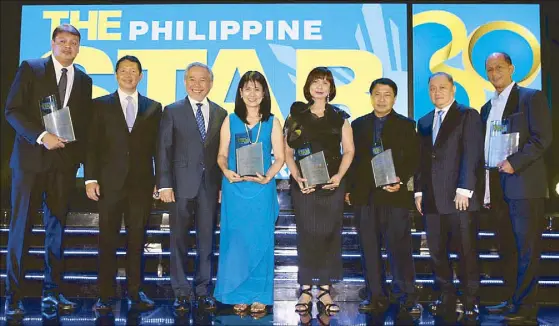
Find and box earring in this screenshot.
[326,95,330,103]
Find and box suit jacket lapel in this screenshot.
[481,101,491,135]
[130,94,151,132]
[434,101,460,148]
[43,57,60,106]
[205,99,220,147]
[183,98,203,143]
[110,92,129,133]
[66,66,83,108]
[422,110,435,150]
[502,84,519,120]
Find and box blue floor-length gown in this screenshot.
[214,113,279,305]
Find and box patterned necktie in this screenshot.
[58,68,68,107]
[125,96,135,132]
[195,103,207,141]
[432,110,444,145]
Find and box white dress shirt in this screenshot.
[37,55,75,144]
[85,89,139,185]
[483,81,516,205]
[415,100,473,199]
[188,96,210,132]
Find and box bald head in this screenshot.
[485,52,514,93]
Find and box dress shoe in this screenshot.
[173,296,190,314]
[503,305,538,325]
[41,293,77,311]
[358,297,389,313]
[485,300,515,314]
[127,291,155,311]
[459,305,479,325]
[4,298,25,317]
[93,298,112,314]
[428,294,456,315]
[197,295,217,311]
[402,302,423,319]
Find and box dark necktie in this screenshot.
[195,103,207,141]
[58,68,68,107]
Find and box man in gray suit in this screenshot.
[156,62,227,314]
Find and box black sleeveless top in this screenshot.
[284,101,350,177]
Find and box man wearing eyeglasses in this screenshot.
[4,24,93,317]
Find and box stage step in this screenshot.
[1,202,557,303]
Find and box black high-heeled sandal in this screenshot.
[317,286,340,316]
[295,287,313,313]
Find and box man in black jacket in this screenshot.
[415,72,484,324]
[4,24,92,317]
[346,78,421,321]
[85,55,162,314]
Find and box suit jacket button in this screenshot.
[431,154,436,159]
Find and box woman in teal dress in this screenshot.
[214,71,285,313]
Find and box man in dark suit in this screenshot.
[415,72,484,323]
[346,78,421,321]
[4,24,92,316]
[157,62,227,314]
[482,52,552,324]
[84,55,162,314]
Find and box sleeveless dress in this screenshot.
[214,113,279,305]
[284,102,350,285]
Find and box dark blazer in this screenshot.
[5,56,93,172]
[415,101,484,215]
[156,97,227,199]
[348,110,419,209]
[85,91,162,193]
[481,84,552,200]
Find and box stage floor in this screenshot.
[1,298,558,325]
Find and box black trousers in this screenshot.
[496,198,545,306]
[169,176,218,298]
[356,197,416,303]
[424,211,479,304]
[6,167,75,300]
[97,186,152,300]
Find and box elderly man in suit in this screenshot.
[85,55,162,314]
[415,72,484,324]
[157,62,227,314]
[483,52,552,324]
[4,24,92,317]
[346,78,421,322]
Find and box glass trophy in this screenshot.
[235,131,264,177]
[486,119,519,169]
[298,148,330,188]
[371,148,398,187]
[39,94,76,142]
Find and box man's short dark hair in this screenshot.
[428,72,454,85]
[369,78,398,97]
[52,24,81,41]
[115,55,143,73]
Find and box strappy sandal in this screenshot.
[317,286,340,316]
[318,312,331,326]
[295,287,313,313]
[298,312,312,325]
[250,302,266,313]
[233,303,249,313]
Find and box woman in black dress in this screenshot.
[284,67,355,315]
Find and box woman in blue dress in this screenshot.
[214,71,285,313]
